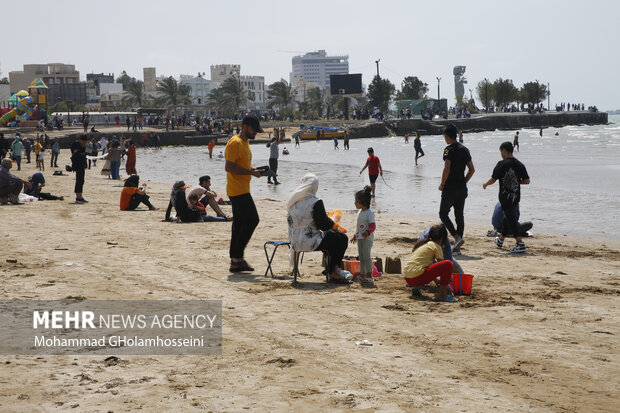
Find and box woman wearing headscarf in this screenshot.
[287,173,352,282]
[164,180,201,222]
[120,175,157,211]
[125,140,137,175]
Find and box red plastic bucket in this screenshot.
[451,273,474,295]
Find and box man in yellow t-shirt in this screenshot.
[225,115,264,272]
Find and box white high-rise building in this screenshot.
[290,50,349,91]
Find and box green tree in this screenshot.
[155,76,192,107]
[267,79,297,110]
[219,75,246,111]
[116,70,135,91]
[396,76,428,100]
[476,79,495,110]
[519,81,548,105]
[123,79,147,107]
[493,78,519,107]
[0,77,8,85]
[367,75,395,113]
[306,87,324,118]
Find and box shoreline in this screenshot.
[1,152,618,411]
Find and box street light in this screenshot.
[484,78,489,113]
[436,77,441,101]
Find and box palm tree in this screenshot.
[220,76,246,111]
[123,80,146,107]
[267,79,297,110]
[155,76,192,108]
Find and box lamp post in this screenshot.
[375,59,381,77]
[484,78,489,113]
[547,82,550,110]
[436,77,441,101]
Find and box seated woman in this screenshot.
[25,172,63,200]
[120,175,157,211]
[187,193,230,222]
[287,173,352,282]
[164,180,202,222]
[403,224,457,302]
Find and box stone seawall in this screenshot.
[374,111,609,137]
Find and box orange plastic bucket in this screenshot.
[343,258,376,276]
[451,273,474,295]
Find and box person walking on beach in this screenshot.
[333,136,339,149]
[438,124,475,250]
[414,132,424,165]
[360,147,383,197]
[404,133,409,144]
[483,141,530,253]
[267,134,282,185]
[51,138,60,168]
[71,135,89,204]
[225,115,264,272]
[513,131,520,151]
[295,133,300,148]
[125,140,137,175]
[344,131,350,150]
[10,135,23,171]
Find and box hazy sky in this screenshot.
[2,0,619,109]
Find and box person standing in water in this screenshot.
[267,133,282,185]
[360,147,383,197]
[414,132,424,165]
[513,131,520,151]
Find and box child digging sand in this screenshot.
[403,224,457,302]
[351,186,376,287]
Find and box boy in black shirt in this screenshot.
[438,124,475,250]
[483,141,530,253]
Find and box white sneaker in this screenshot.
[494,237,504,249]
[510,242,526,254]
[453,236,464,250]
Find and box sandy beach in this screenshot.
[0,150,618,412]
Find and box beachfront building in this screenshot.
[210,64,240,86]
[143,67,157,92]
[9,63,80,94]
[240,75,265,110]
[179,74,217,105]
[86,73,114,95]
[0,83,10,107]
[290,50,349,92]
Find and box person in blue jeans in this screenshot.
[11,135,23,171]
[106,141,122,180]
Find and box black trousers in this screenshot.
[316,230,348,273]
[0,180,23,196]
[229,193,259,259]
[439,186,468,237]
[25,149,31,163]
[50,151,59,167]
[127,193,154,210]
[36,192,61,200]
[74,168,85,194]
[268,158,278,181]
[500,199,521,238]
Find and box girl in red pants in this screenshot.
[403,224,456,302]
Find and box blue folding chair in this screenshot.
[263,241,291,277]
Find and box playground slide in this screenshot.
[0,96,36,126]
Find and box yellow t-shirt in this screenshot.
[225,135,252,197]
[403,241,444,278]
[34,141,42,155]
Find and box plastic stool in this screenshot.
[264,241,291,277]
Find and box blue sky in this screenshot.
[2,0,619,109]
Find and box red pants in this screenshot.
[405,260,453,287]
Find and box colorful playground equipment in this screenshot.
[0,78,48,126]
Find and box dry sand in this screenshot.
[0,150,618,412]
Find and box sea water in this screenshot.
[138,115,620,239]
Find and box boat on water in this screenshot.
[296,125,346,140]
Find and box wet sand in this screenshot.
[0,151,618,412]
